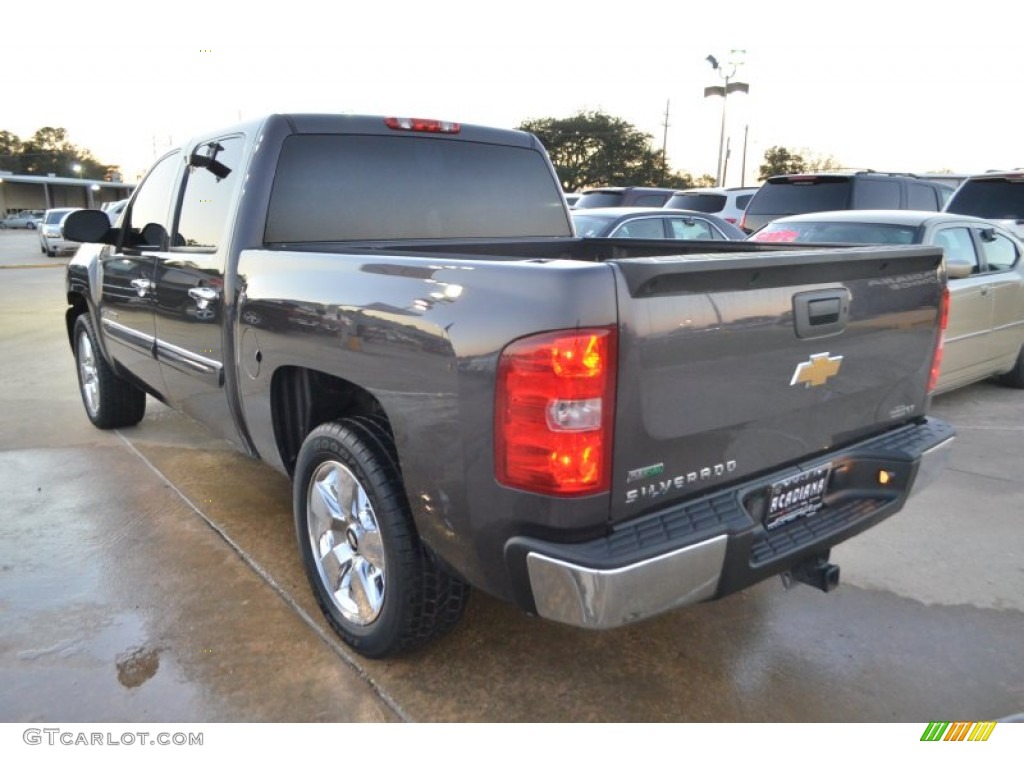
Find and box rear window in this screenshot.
[945,178,1024,219]
[575,191,624,208]
[265,134,570,242]
[664,193,725,213]
[746,178,852,215]
[752,221,919,245]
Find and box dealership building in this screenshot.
[0,172,134,216]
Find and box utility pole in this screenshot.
[661,100,671,185]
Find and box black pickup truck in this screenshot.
[63,114,955,658]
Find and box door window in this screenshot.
[933,227,978,273]
[979,230,1019,272]
[174,136,244,251]
[123,151,182,249]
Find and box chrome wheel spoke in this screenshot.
[78,333,100,414]
[307,459,387,626]
[352,557,385,618]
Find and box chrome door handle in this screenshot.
[130,278,154,297]
[188,286,220,310]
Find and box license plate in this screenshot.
[765,464,831,530]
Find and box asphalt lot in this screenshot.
[1,228,1021,722]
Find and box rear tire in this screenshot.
[294,417,469,658]
[73,313,147,429]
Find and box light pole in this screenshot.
[704,52,749,186]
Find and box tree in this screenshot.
[758,146,807,180]
[799,148,843,173]
[0,126,117,179]
[519,110,690,191]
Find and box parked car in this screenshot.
[103,198,130,225]
[740,172,954,234]
[574,186,682,209]
[943,170,1024,240]
[749,209,1024,393]
[0,210,44,229]
[663,186,759,225]
[38,208,82,257]
[571,206,745,240]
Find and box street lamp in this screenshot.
[704,52,749,186]
[72,163,83,179]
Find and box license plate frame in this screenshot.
[765,464,832,531]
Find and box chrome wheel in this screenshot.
[306,460,386,626]
[77,328,100,418]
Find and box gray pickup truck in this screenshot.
[63,114,955,658]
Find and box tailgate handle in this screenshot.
[793,289,849,339]
[808,298,841,325]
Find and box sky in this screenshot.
[4,1,1021,187]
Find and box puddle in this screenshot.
[115,646,161,688]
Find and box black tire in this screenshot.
[73,313,147,429]
[294,417,469,658]
[998,345,1024,388]
[26,222,36,230]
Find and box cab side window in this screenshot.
[174,136,243,251]
[123,151,182,250]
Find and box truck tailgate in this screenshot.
[607,245,944,523]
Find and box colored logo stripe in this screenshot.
[920,722,996,742]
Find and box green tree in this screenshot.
[799,148,843,172]
[0,126,116,179]
[519,110,689,191]
[758,146,807,180]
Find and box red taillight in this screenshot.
[751,229,799,243]
[384,117,461,134]
[495,328,616,496]
[928,286,950,392]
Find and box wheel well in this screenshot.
[271,366,391,477]
[65,294,88,348]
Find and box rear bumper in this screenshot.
[507,417,955,629]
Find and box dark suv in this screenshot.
[574,186,681,209]
[943,170,1024,240]
[740,172,953,233]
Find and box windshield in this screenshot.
[575,191,625,209]
[664,193,725,213]
[751,221,920,244]
[44,210,72,224]
[747,179,852,215]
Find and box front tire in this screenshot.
[73,313,147,428]
[294,418,469,658]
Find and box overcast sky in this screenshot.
[5,0,1020,186]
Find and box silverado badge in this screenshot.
[790,353,843,388]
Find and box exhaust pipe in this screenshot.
[786,552,840,593]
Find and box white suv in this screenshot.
[663,186,759,226]
[944,170,1024,239]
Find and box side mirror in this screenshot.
[63,209,113,244]
[946,260,973,280]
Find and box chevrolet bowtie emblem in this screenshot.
[790,353,843,388]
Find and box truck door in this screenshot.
[98,150,183,392]
[152,135,245,443]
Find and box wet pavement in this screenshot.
[1,229,1022,722]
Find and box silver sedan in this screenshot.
[750,209,1024,394]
